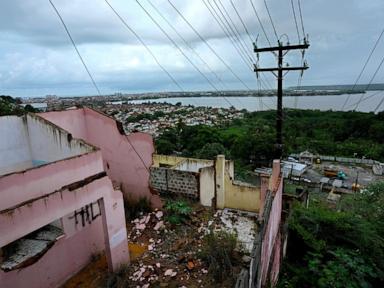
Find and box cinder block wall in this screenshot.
[150,167,199,198]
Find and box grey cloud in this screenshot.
[1,0,384,97]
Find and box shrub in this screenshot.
[199,230,237,282]
[164,199,192,225]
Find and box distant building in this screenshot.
[21,102,48,112]
[281,161,308,178]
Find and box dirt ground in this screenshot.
[62,203,254,288]
[303,161,384,188]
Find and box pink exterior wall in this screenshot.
[1,217,105,288]
[260,160,283,287]
[0,174,129,288]
[0,151,104,214]
[0,140,129,288]
[259,175,270,218]
[40,108,159,207]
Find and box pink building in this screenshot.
[0,113,129,288]
[39,107,159,207]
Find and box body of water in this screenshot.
[129,91,384,113]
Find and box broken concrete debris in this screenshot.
[122,206,257,287]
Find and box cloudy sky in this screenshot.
[0,0,384,97]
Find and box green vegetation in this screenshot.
[156,110,384,167]
[164,199,192,225]
[199,230,238,283]
[0,95,37,116]
[278,182,384,288]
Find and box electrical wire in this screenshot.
[135,0,235,107]
[297,0,305,37]
[203,0,253,69]
[49,0,101,96]
[104,0,184,92]
[263,0,279,41]
[229,0,257,44]
[353,54,384,110]
[167,0,252,90]
[290,0,301,43]
[248,0,272,46]
[145,0,228,91]
[214,0,256,63]
[342,28,384,110]
[204,1,273,105]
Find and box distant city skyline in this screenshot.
[0,0,384,97]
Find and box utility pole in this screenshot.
[254,40,309,159]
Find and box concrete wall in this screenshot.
[260,160,283,287]
[152,154,188,168]
[199,166,215,206]
[0,114,92,176]
[244,160,283,288]
[40,108,158,206]
[0,116,32,175]
[150,167,199,199]
[0,177,128,288]
[0,150,104,212]
[0,151,129,288]
[151,154,263,211]
[26,114,92,165]
[173,158,214,172]
[1,215,105,288]
[216,155,261,213]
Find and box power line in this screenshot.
[354,54,384,110]
[214,0,256,63]
[342,90,380,111]
[145,0,228,91]
[248,0,272,47]
[203,1,273,104]
[135,0,235,108]
[167,0,252,90]
[49,0,101,96]
[104,0,184,92]
[297,0,305,37]
[342,28,384,110]
[203,0,253,69]
[229,0,257,44]
[263,0,279,41]
[290,0,301,43]
[209,0,254,65]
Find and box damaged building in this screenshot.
[150,154,283,287]
[0,110,154,287]
[1,108,284,288]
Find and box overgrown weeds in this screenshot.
[123,196,151,220]
[199,230,238,283]
[164,199,192,224]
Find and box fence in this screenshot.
[290,154,380,165]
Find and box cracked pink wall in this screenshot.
[0,171,129,288]
[40,108,160,207]
[0,138,129,288]
[260,160,283,287]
